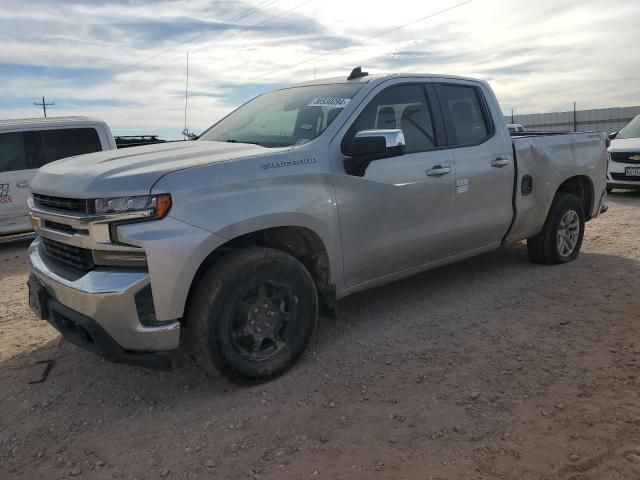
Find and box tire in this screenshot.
[184,247,318,383]
[527,193,585,265]
[606,188,613,194]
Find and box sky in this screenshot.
[1,0,639,139]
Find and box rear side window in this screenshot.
[343,84,437,154]
[24,131,46,169]
[436,84,492,146]
[39,128,102,166]
[0,132,28,173]
[0,127,103,172]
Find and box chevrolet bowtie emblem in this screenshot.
[630,155,640,161]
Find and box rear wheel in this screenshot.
[185,247,318,383]
[527,193,585,265]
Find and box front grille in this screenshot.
[43,220,86,235]
[610,172,640,182]
[610,152,640,164]
[33,194,92,214]
[41,238,95,271]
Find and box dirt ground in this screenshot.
[1,192,640,480]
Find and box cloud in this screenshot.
[0,0,639,138]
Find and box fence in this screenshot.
[504,105,640,134]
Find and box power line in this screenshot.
[121,0,315,110]
[111,0,281,76]
[254,0,476,80]
[163,0,314,61]
[118,0,473,117]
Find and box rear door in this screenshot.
[0,132,38,234]
[434,81,514,254]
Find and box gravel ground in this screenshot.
[1,192,640,480]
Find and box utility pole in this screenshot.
[33,96,55,118]
[573,101,577,132]
[511,108,514,124]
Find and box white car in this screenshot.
[0,117,115,235]
[607,114,640,192]
[507,123,525,135]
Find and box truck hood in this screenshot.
[609,137,640,152]
[30,141,289,198]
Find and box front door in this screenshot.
[332,82,456,288]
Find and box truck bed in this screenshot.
[505,131,608,244]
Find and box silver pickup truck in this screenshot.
[26,69,608,382]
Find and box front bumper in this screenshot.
[607,180,640,190]
[28,238,180,366]
[607,162,640,190]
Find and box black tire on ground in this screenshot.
[184,247,318,383]
[527,193,585,265]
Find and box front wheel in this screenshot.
[527,193,585,265]
[184,247,318,383]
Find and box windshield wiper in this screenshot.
[225,139,263,146]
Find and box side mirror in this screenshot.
[608,131,618,140]
[344,129,406,176]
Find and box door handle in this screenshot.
[426,166,452,176]
[16,181,29,188]
[491,157,510,168]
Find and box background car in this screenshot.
[507,123,526,135]
[0,117,115,235]
[607,114,640,192]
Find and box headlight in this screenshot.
[94,194,172,219]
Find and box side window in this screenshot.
[39,128,102,166]
[343,84,437,154]
[24,131,46,169]
[437,84,491,146]
[0,132,28,173]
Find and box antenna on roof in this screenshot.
[181,52,198,140]
[183,52,190,140]
[347,66,368,80]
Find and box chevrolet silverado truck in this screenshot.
[26,68,608,382]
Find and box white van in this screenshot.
[0,117,115,235]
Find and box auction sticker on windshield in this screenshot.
[308,97,351,108]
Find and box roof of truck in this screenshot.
[286,72,487,89]
[0,116,107,129]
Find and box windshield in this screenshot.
[617,114,640,139]
[198,84,364,147]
